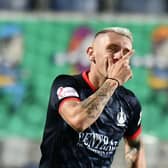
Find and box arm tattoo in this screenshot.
[81,80,117,119]
[125,140,141,168]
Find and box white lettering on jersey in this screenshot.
[57,87,79,100]
[77,132,119,158]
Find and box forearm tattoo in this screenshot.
[125,148,138,168]
[81,80,117,119]
[125,141,141,168]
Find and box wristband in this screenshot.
[107,78,120,87]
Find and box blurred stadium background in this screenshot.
[0,0,168,168]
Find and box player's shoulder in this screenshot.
[54,74,74,80]
[118,86,136,97]
[118,86,141,110]
[53,74,76,83]
[52,73,82,88]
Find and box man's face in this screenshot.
[91,31,133,77]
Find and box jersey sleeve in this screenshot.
[49,75,81,113]
[124,93,142,140]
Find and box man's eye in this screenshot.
[108,47,119,53]
[123,49,130,55]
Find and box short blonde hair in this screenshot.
[95,27,133,42]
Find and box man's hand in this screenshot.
[106,50,134,85]
[125,148,138,168]
[124,136,146,168]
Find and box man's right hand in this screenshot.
[106,50,134,85]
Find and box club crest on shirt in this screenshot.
[57,87,79,100]
[116,107,126,127]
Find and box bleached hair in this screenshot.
[95,27,133,42]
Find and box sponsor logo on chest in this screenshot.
[77,132,118,158]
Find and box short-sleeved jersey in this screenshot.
[39,71,142,168]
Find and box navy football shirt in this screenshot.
[39,71,142,168]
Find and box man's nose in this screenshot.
[112,51,123,63]
[113,51,123,59]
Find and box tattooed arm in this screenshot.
[124,136,146,168]
[59,79,118,132]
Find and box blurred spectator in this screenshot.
[98,0,116,12]
[146,0,167,14]
[0,0,30,10]
[29,0,50,10]
[51,0,98,13]
[115,0,167,14]
[0,0,167,13]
